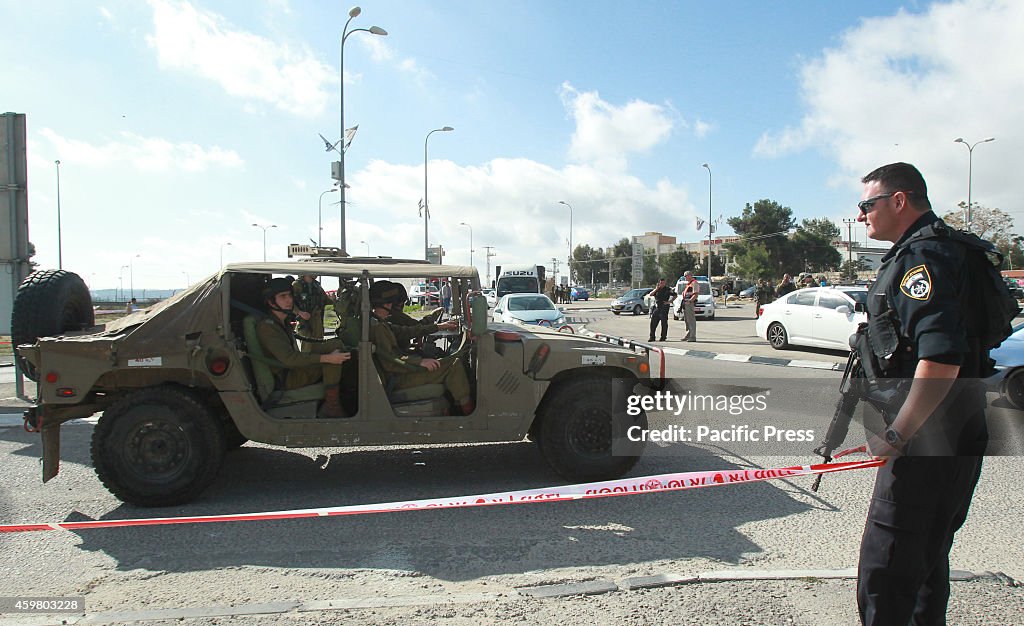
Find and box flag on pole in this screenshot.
[696,217,705,230]
[418,198,429,219]
[343,125,359,152]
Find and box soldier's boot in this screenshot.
[319,385,348,418]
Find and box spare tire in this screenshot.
[11,269,95,381]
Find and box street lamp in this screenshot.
[119,265,129,301]
[702,163,712,279]
[359,240,370,256]
[55,160,63,269]
[424,126,454,260]
[338,6,387,255]
[459,222,473,267]
[558,201,573,284]
[220,242,232,268]
[182,271,190,289]
[129,254,141,300]
[953,137,995,232]
[318,188,338,246]
[251,223,278,262]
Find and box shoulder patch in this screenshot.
[900,264,932,300]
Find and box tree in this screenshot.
[660,246,699,284]
[610,238,633,284]
[641,250,660,285]
[572,244,605,285]
[839,259,870,282]
[792,218,841,272]
[730,244,775,281]
[726,199,798,274]
[942,203,1013,244]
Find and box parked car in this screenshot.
[1003,278,1023,300]
[986,322,1024,409]
[738,285,757,299]
[492,293,567,327]
[672,279,716,320]
[481,288,497,308]
[610,288,652,315]
[570,286,590,301]
[755,286,868,350]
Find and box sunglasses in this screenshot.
[858,190,914,214]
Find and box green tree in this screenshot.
[730,244,775,281]
[839,259,870,282]
[642,250,661,285]
[660,246,699,284]
[792,218,842,272]
[572,244,605,285]
[610,238,633,284]
[727,199,798,274]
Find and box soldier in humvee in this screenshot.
[255,277,352,418]
[368,281,474,415]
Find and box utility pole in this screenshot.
[842,218,856,265]
[550,257,560,285]
[483,246,496,286]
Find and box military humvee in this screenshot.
[14,259,656,507]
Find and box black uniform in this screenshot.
[647,284,675,342]
[857,211,987,625]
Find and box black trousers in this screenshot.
[649,304,669,340]
[857,454,984,625]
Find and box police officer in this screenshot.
[369,282,475,415]
[647,278,675,342]
[292,274,333,351]
[854,162,987,625]
[255,277,352,418]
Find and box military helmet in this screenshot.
[369,280,402,306]
[262,277,295,303]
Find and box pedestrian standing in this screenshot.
[646,278,675,342]
[775,273,796,298]
[441,280,452,313]
[754,279,771,319]
[853,162,991,625]
[680,271,698,342]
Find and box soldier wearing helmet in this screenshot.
[368,281,474,415]
[255,276,352,418]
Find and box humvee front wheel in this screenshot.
[91,386,224,507]
[537,377,646,482]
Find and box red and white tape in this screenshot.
[0,455,883,534]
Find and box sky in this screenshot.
[3,0,1022,290]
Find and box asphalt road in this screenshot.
[1,303,1022,624]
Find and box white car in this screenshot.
[755,287,868,351]
[492,293,567,327]
[672,279,716,320]
[481,288,497,308]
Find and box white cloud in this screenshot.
[145,0,336,117]
[755,0,1024,212]
[693,119,713,139]
[39,128,244,172]
[560,83,675,172]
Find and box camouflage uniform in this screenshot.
[255,315,347,389]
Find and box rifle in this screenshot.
[811,350,863,492]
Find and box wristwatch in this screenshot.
[884,426,907,451]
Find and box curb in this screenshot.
[578,327,843,372]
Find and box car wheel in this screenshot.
[632,305,642,315]
[1003,368,1024,410]
[767,322,789,349]
[92,385,224,507]
[537,377,646,482]
[612,311,620,315]
[11,269,95,381]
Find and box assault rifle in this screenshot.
[811,327,904,492]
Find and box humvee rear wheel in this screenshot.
[537,377,646,482]
[91,386,224,507]
[11,269,95,381]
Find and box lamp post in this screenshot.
[424,126,454,260]
[182,271,190,289]
[338,7,387,255]
[119,265,129,301]
[459,222,473,267]
[220,242,232,268]
[251,223,278,262]
[360,240,370,256]
[318,188,338,246]
[558,200,573,284]
[55,159,63,269]
[953,137,995,232]
[129,254,141,300]
[702,163,712,279]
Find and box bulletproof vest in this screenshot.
[865,258,913,377]
[294,280,327,312]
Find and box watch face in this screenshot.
[885,429,899,444]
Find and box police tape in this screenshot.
[0,455,884,533]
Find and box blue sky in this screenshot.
[3,0,1020,289]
